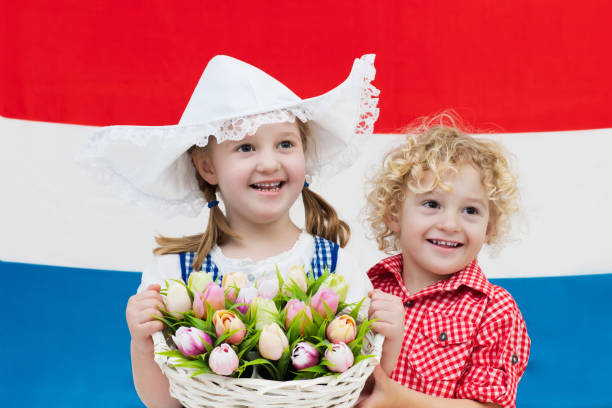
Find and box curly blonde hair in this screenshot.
[366,117,519,253]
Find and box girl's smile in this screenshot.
[194,121,306,229]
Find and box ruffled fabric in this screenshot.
[76,55,379,217]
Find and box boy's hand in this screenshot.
[368,289,405,343]
[354,365,399,408]
[126,283,165,354]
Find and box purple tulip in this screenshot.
[172,326,212,358]
[291,342,320,370]
[208,343,239,376]
[325,342,354,373]
[235,287,258,314]
[310,288,339,317]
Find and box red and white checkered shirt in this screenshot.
[368,254,530,408]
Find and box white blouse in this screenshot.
[137,231,372,306]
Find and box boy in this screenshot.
[358,123,530,408]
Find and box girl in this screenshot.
[80,54,379,407]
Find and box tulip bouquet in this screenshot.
[154,266,375,381]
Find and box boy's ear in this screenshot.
[385,206,402,233]
[191,149,217,185]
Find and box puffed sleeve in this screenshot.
[455,289,531,408]
[136,254,183,293]
[334,247,373,311]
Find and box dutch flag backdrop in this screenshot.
[2,2,611,407]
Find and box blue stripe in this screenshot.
[6,260,610,407]
[179,251,187,282]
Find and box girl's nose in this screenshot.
[255,150,281,173]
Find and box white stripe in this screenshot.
[1,116,611,278]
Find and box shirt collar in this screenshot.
[367,254,494,299]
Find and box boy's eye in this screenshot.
[423,200,439,209]
[278,140,294,149]
[463,206,479,215]
[237,144,254,153]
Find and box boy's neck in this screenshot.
[220,216,302,262]
[401,257,450,295]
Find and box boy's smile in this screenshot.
[387,164,490,293]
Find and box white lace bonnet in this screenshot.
[78,54,379,217]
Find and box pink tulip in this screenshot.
[284,299,313,334]
[310,288,339,317]
[196,282,225,319]
[165,281,191,319]
[235,287,258,314]
[222,272,247,303]
[208,343,239,376]
[291,342,320,370]
[172,326,212,358]
[193,290,205,319]
[258,323,289,361]
[324,342,354,373]
[213,310,246,344]
[257,277,279,299]
[326,315,357,344]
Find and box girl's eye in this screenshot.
[423,200,439,209]
[237,144,254,153]
[278,140,293,149]
[463,206,479,215]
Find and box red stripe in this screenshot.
[2,1,612,132]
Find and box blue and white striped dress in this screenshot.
[179,235,339,284]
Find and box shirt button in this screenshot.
[248,274,255,282]
[404,300,414,308]
[511,354,519,365]
[439,332,448,342]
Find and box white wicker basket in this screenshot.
[153,330,383,408]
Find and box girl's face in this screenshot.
[387,164,490,288]
[196,121,306,229]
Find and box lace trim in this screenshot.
[309,54,380,177]
[210,108,312,145]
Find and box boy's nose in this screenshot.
[436,211,460,231]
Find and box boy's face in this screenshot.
[387,164,490,287]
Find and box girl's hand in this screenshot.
[368,289,405,343]
[126,283,165,355]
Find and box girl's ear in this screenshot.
[191,148,217,185]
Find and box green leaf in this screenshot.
[308,269,331,296]
[349,297,367,321]
[156,350,187,359]
[354,354,376,365]
[276,347,292,380]
[214,328,243,347]
[237,330,261,360]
